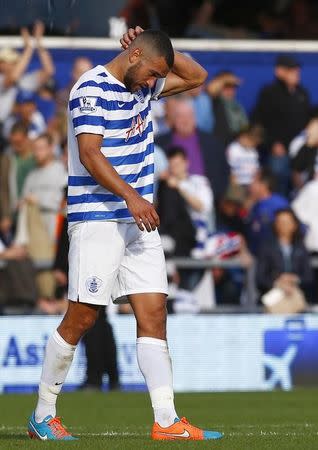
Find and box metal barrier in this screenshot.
[169,256,257,308]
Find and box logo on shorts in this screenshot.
[86,276,103,294]
[79,96,97,113]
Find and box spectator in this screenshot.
[0,237,37,309]
[185,0,253,39]
[35,78,58,125]
[267,140,290,197]
[157,99,205,174]
[19,133,67,240]
[292,176,318,301]
[56,57,93,112]
[226,124,263,192]
[188,84,215,134]
[0,122,35,241]
[257,208,312,311]
[216,186,247,236]
[3,90,47,139]
[286,0,318,40]
[246,169,289,254]
[0,21,55,126]
[166,146,214,254]
[22,134,67,240]
[291,117,318,189]
[292,176,318,254]
[252,54,310,158]
[207,71,248,144]
[119,0,153,30]
[11,134,67,300]
[156,98,229,199]
[152,96,178,137]
[158,147,214,295]
[157,169,196,259]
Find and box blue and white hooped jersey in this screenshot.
[67,65,165,223]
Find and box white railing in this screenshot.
[0,36,318,52]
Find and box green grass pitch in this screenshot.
[0,390,317,449]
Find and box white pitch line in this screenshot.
[227,431,318,437]
[213,423,315,428]
[77,431,318,438]
[77,432,145,437]
[1,424,318,439]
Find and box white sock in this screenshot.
[35,330,76,422]
[136,337,178,427]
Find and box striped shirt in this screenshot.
[67,65,165,223]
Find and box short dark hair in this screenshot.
[135,29,174,69]
[167,146,187,160]
[10,121,29,136]
[35,133,54,146]
[258,168,277,193]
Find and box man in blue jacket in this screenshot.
[247,169,289,254]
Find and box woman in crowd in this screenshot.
[256,208,312,312]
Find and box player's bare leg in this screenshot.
[129,292,167,339]
[129,293,178,428]
[129,292,223,440]
[28,301,99,440]
[58,301,100,345]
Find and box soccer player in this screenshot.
[27,26,223,441]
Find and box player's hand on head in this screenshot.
[125,192,160,232]
[120,26,144,50]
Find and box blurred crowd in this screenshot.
[120,0,318,40]
[0,23,318,315]
[2,0,318,40]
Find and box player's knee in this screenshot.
[138,303,167,336]
[61,308,98,340]
[76,313,97,334]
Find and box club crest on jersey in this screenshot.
[125,113,145,142]
[134,90,145,103]
[86,276,103,294]
[79,96,97,113]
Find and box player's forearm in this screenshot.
[172,51,208,88]
[80,149,137,201]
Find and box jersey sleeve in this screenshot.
[150,78,166,100]
[69,84,107,137]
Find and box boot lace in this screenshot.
[48,417,70,439]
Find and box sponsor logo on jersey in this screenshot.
[125,113,145,142]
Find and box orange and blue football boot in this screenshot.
[152,417,223,441]
[28,413,77,440]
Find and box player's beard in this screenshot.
[123,61,142,93]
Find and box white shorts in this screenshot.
[68,221,168,305]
